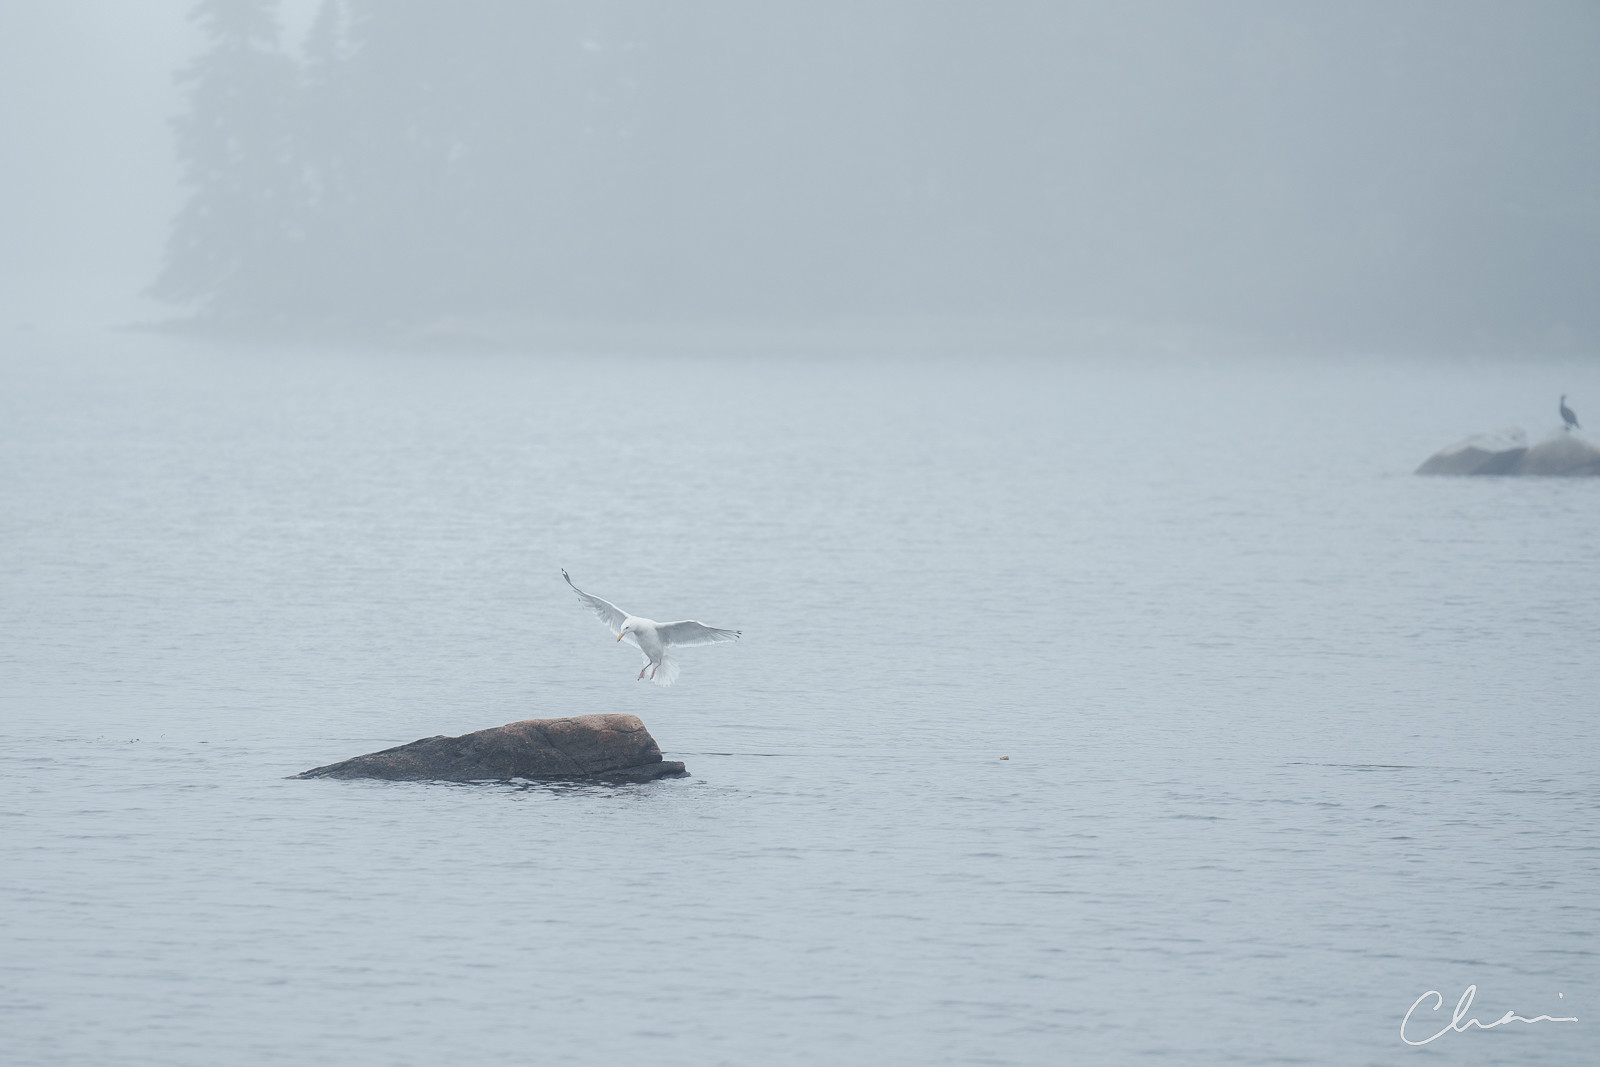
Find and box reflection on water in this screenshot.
[1,334,1597,1065]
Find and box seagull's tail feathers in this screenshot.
[649,655,681,688]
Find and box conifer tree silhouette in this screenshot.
[152,0,303,320]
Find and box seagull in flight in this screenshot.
[562,569,741,686]
[1560,394,1580,431]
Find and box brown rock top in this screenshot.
[291,713,687,784]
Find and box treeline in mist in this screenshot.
[154,0,1600,350]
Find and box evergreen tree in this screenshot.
[149,2,1599,349]
[152,0,304,320]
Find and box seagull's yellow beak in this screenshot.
[616,632,625,642]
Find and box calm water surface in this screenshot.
[2,333,1597,1065]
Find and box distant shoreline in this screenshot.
[125,312,1588,359]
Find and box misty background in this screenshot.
[3,0,1596,352]
[6,5,1600,1064]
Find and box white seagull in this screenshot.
[562,569,741,686]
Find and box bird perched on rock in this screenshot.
[562,570,740,686]
[1560,394,1580,431]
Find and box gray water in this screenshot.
[2,333,1596,1065]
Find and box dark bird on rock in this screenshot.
[1560,394,1580,431]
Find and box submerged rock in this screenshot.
[291,713,687,784]
[1417,428,1600,476]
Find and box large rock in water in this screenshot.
[1517,434,1600,476]
[1414,429,1527,475]
[1417,429,1600,476]
[291,714,687,784]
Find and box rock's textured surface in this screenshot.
[1517,435,1600,476]
[1417,430,1600,476]
[1415,441,1527,475]
[291,714,687,783]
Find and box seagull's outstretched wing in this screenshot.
[657,621,742,648]
[562,569,630,635]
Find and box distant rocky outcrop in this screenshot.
[291,714,687,784]
[1417,429,1600,476]
[1516,434,1600,476]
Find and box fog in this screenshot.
[6,6,1600,1064]
[0,2,189,326]
[3,0,1595,352]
